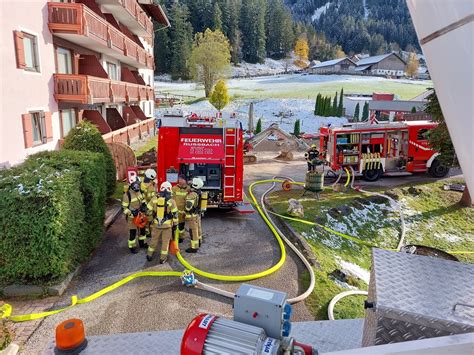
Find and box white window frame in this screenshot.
[30,111,46,146]
[60,108,77,137]
[107,62,118,80]
[22,32,40,73]
[56,47,73,74]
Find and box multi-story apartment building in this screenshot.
[0,0,169,167]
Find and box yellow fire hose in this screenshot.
[1,179,292,322]
[1,271,183,322]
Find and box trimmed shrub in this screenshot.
[0,165,86,283]
[25,150,107,250]
[62,121,116,197]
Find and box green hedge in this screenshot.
[0,165,85,283]
[62,121,116,197]
[0,150,108,284]
[25,150,107,249]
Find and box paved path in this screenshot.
[21,157,462,353]
[23,162,314,353]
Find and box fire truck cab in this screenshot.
[319,120,450,181]
[156,112,244,207]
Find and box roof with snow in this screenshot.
[369,100,425,112]
[311,57,355,69]
[356,53,406,67]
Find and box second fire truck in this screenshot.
[319,120,450,181]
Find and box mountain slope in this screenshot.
[285,0,419,54]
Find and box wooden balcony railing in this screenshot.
[54,74,154,104]
[48,2,153,69]
[121,0,153,36]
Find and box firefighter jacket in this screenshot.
[172,184,191,211]
[184,191,199,216]
[147,195,178,227]
[122,190,145,216]
[141,181,157,203]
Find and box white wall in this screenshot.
[0,0,59,168]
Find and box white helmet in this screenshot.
[192,177,204,190]
[145,168,157,180]
[160,181,172,192]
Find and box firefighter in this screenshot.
[171,174,191,242]
[141,168,157,203]
[184,186,200,253]
[305,144,320,172]
[146,181,178,263]
[141,168,157,238]
[191,177,208,247]
[122,177,147,253]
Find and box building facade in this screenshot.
[354,53,406,77]
[308,57,356,74]
[1,0,169,168]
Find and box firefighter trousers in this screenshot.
[197,214,203,240]
[178,211,186,237]
[147,224,172,260]
[126,216,147,249]
[185,214,200,249]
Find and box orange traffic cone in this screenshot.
[170,240,180,255]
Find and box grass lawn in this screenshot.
[157,75,432,101]
[133,136,157,158]
[267,178,474,320]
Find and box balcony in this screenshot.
[54,74,154,104]
[95,0,153,37]
[48,2,153,69]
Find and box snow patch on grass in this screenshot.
[434,232,462,243]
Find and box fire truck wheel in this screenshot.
[429,159,450,178]
[362,169,382,182]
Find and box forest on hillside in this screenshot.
[154,0,343,79]
[153,0,420,80]
[285,0,419,54]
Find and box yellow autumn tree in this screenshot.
[335,47,346,58]
[209,80,230,111]
[294,37,309,68]
[406,52,419,77]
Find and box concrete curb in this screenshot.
[265,202,320,269]
[104,203,122,230]
[0,343,19,355]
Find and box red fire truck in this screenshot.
[156,112,245,207]
[319,120,450,181]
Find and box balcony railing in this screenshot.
[121,0,153,36]
[48,2,153,69]
[54,74,154,104]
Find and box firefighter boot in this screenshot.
[128,230,138,254]
[185,230,199,253]
[178,222,185,243]
[138,228,148,248]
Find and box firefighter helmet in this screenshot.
[144,169,157,181]
[311,144,317,149]
[192,177,204,190]
[160,181,172,192]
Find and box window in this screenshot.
[31,111,46,145]
[14,30,40,71]
[23,33,39,71]
[56,47,72,74]
[107,62,118,80]
[61,109,76,137]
